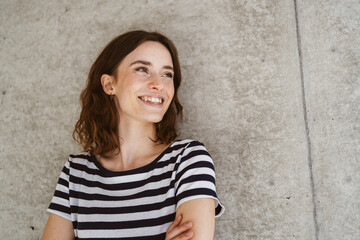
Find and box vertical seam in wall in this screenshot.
[293,0,319,239]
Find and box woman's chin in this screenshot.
[141,114,165,124]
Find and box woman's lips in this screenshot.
[138,95,165,105]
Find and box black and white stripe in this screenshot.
[48,139,224,240]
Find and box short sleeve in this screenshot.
[47,160,72,221]
[175,141,225,217]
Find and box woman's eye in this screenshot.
[163,72,173,78]
[136,67,148,73]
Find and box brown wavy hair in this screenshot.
[73,30,183,156]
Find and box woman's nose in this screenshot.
[148,75,164,91]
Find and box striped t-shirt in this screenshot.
[48,139,224,239]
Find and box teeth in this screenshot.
[141,96,163,104]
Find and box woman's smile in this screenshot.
[138,95,165,105]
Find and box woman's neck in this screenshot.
[99,117,167,172]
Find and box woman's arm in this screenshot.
[176,198,216,240]
[166,214,193,240]
[41,213,74,240]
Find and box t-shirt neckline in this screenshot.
[90,141,178,176]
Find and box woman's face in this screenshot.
[111,41,175,124]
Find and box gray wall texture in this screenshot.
[0,0,359,239]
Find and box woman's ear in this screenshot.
[101,74,116,95]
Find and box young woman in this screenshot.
[42,30,224,240]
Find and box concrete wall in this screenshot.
[0,0,358,239]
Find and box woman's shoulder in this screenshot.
[171,139,211,159]
[66,151,96,167]
[172,139,206,148]
[63,151,101,174]
[68,151,92,161]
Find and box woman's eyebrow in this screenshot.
[129,60,151,66]
[130,60,173,71]
[163,65,174,71]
